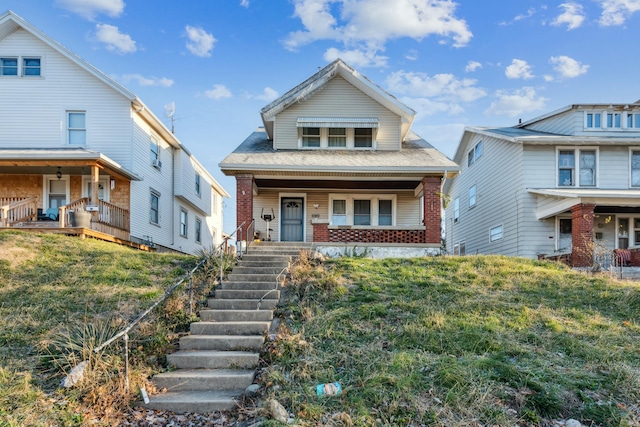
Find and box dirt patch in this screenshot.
[0,235,39,267]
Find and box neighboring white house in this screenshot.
[220,59,458,257]
[0,10,229,254]
[444,101,640,267]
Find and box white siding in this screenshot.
[273,76,402,151]
[0,29,133,168]
[525,110,581,135]
[445,134,526,256]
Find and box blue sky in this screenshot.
[4,0,640,230]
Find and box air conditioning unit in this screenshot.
[152,159,162,169]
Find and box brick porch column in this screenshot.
[571,203,596,268]
[236,175,254,242]
[312,220,329,242]
[422,176,442,244]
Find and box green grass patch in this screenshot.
[0,231,218,426]
[266,253,640,426]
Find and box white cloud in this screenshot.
[185,25,216,57]
[550,55,589,78]
[255,87,279,102]
[284,0,472,58]
[500,7,536,25]
[55,0,124,20]
[465,60,482,72]
[323,47,388,68]
[405,49,419,61]
[386,70,486,116]
[240,0,250,7]
[485,87,547,117]
[505,59,534,79]
[95,24,136,54]
[598,0,640,25]
[543,74,554,82]
[552,2,586,30]
[120,74,174,87]
[204,84,232,100]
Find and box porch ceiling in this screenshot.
[0,149,141,181]
[254,178,421,190]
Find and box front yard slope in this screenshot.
[264,254,640,427]
[0,230,203,427]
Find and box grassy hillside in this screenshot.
[0,231,212,426]
[263,253,640,426]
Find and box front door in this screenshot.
[281,198,304,242]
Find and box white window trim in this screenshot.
[490,224,503,242]
[629,147,640,188]
[66,110,87,145]
[81,176,110,203]
[328,193,396,227]
[468,185,477,209]
[150,190,160,225]
[556,216,573,252]
[278,192,307,242]
[42,175,70,211]
[195,217,202,244]
[195,173,201,197]
[150,135,160,161]
[624,111,640,129]
[0,55,43,77]
[584,111,604,130]
[180,208,188,238]
[453,240,465,256]
[555,147,599,188]
[453,197,460,223]
[298,127,377,150]
[467,140,483,167]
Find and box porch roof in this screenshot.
[527,188,640,219]
[219,128,459,177]
[0,148,142,181]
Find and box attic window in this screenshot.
[297,117,378,150]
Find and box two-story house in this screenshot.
[220,59,458,257]
[0,10,229,254]
[444,101,640,267]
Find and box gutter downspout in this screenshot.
[171,146,176,246]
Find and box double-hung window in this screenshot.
[195,173,201,196]
[490,225,503,241]
[631,150,640,187]
[22,58,41,76]
[453,197,459,223]
[329,195,395,226]
[195,218,202,243]
[353,200,371,225]
[150,136,159,161]
[332,199,347,225]
[328,128,347,147]
[180,209,188,237]
[150,192,160,224]
[353,128,373,148]
[467,140,483,166]
[468,185,477,208]
[67,111,86,145]
[0,57,18,75]
[302,127,321,147]
[558,148,597,187]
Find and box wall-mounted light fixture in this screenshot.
[313,203,320,209]
[56,167,62,180]
[110,179,116,190]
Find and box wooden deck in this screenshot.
[3,223,155,252]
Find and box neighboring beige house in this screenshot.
[444,101,640,267]
[0,10,229,254]
[220,59,458,257]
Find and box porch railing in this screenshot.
[0,197,37,226]
[64,198,130,240]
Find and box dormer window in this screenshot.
[586,112,601,128]
[297,117,378,149]
[607,112,621,128]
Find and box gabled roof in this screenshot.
[219,127,458,177]
[259,59,416,140]
[0,10,183,151]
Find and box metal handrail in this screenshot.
[245,219,255,255]
[93,255,210,390]
[256,261,290,310]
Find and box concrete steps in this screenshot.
[144,242,304,414]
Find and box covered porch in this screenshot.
[0,148,141,246]
[529,188,640,267]
[237,173,446,249]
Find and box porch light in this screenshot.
[56,167,62,180]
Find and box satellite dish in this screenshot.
[164,101,175,118]
[164,102,176,133]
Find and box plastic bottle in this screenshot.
[316,382,342,396]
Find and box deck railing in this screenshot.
[0,197,37,226]
[64,198,130,240]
